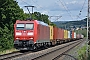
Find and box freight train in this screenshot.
[14,20,83,50]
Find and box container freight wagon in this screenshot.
[81,35,84,38]
[71,31,76,40]
[14,20,50,50]
[74,32,76,38]
[59,29,64,43]
[53,27,64,45]
[72,31,74,39]
[53,27,60,45]
[68,31,71,41]
[57,28,64,44]
[76,34,84,39]
[64,30,68,39]
[68,31,70,38]
[64,30,68,42]
[73,32,76,40]
[60,29,64,40]
[69,31,77,40]
[49,26,54,45]
[70,31,72,39]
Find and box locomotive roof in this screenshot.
[36,20,48,26]
[16,20,34,23]
[16,20,48,26]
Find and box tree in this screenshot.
[0,0,26,29]
[0,0,26,50]
[0,26,13,50]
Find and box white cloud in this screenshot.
[66,1,77,4]
[41,11,49,15]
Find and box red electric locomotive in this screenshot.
[14,20,50,50]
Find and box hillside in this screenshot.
[53,18,87,30]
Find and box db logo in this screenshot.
[23,33,26,35]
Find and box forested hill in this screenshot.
[53,18,87,30]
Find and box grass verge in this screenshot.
[0,48,18,55]
[77,45,90,60]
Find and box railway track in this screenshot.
[0,51,23,60]
[0,39,84,60]
[0,51,34,60]
[10,39,83,60]
[31,39,83,60]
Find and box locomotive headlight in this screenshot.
[16,32,22,35]
[27,32,33,35]
[16,38,19,39]
[30,38,33,39]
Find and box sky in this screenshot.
[16,0,88,22]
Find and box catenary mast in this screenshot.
[86,0,90,58]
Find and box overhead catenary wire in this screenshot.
[80,0,87,13]
[32,0,62,22]
[79,0,87,15]
[61,0,80,20]
[57,0,74,20]
[76,0,87,20]
[62,0,74,20]
[30,0,44,13]
[17,0,32,11]
[17,0,51,21]
[20,0,30,6]
[58,0,87,20]
[31,0,48,12]
[31,0,54,21]
[20,0,49,15]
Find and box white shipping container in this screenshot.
[81,35,84,38]
[68,31,70,38]
[74,32,76,38]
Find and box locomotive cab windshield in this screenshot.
[16,23,34,30]
[26,23,34,30]
[16,24,24,30]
